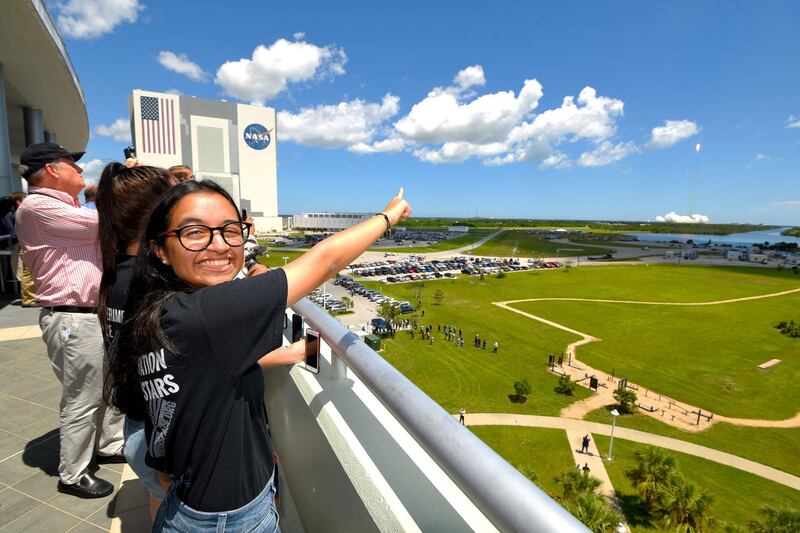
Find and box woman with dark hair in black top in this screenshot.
[108,180,411,531]
[97,162,175,520]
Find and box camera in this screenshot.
[123,146,136,159]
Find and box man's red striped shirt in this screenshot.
[16,186,102,307]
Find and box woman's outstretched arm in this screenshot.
[282,188,411,307]
[258,339,305,369]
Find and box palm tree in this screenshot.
[624,447,678,508]
[656,478,716,532]
[749,505,800,532]
[564,493,623,533]
[555,469,601,501]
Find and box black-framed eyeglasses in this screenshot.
[158,222,252,251]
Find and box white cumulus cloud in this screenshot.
[578,141,638,167]
[95,118,131,142]
[539,152,571,170]
[496,86,627,166]
[277,94,399,150]
[654,212,710,224]
[216,38,347,105]
[413,142,508,164]
[293,32,306,40]
[80,158,106,186]
[157,51,208,81]
[56,0,143,39]
[786,115,800,129]
[453,65,486,92]
[394,66,543,146]
[349,137,406,154]
[647,120,700,150]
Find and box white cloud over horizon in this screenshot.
[81,158,106,186]
[56,0,143,39]
[216,38,347,105]
[94,118,131,142]
[394,68,542,146]
[157,51,208,81]
[277,94,399,150]
[647,120,700,150]
[655,211,710,224]
[273,64,695,170]
[578,140,638,167]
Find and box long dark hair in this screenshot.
[97,163,174,336]
[106,180,242,416]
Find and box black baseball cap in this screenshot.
[19,142,85,176]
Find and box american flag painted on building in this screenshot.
[140,95,177,154]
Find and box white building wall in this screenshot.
[236,104,281,232]
[129,90,282,233]
[130,90,183,169]
[293,213,371,231]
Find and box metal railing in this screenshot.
[292,298,589,532]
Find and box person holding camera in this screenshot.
[109,180,410,531]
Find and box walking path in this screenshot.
[493,287,800,430]
[465,413,800,491]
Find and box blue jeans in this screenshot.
[123,417,165,499]
[153,473,280,533]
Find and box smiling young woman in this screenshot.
[108,180,410,532]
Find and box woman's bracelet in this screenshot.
[375,212,391,232]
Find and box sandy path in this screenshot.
[463,413,800,491]
[493,287,800,429]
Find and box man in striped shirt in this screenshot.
[16,143,124,499]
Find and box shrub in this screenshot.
[613,388,638,414]
[555,374,577,396]
[513,378,531,400]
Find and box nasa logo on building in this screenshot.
[243,123,271,150]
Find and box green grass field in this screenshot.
[568,239,651,249]
[371,265,800,419]
[259,250,305,268]
[472,230,615,257]
[369,229,495,253]
[593,435,800,531]
[584,407,800,477]
[512,289,800,419]
[469,426,576,498]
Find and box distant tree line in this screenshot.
[780,227,800,237]
[396,217,775,235]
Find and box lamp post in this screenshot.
[282,256,289,265]
[607,408,620,460]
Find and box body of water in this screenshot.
[625,227,800,247]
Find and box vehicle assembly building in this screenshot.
[129,89,281,231]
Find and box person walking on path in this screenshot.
[16,143,124,499]
[459,408,466,425]
[582,463,591,476]
[581,434,591,454]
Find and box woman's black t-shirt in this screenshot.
[106,256,147,422]
[140,269,287,512]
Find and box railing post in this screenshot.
[331,351,348,381]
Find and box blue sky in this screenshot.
[51,0,799,225]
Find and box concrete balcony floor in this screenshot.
[0,299,149,532]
